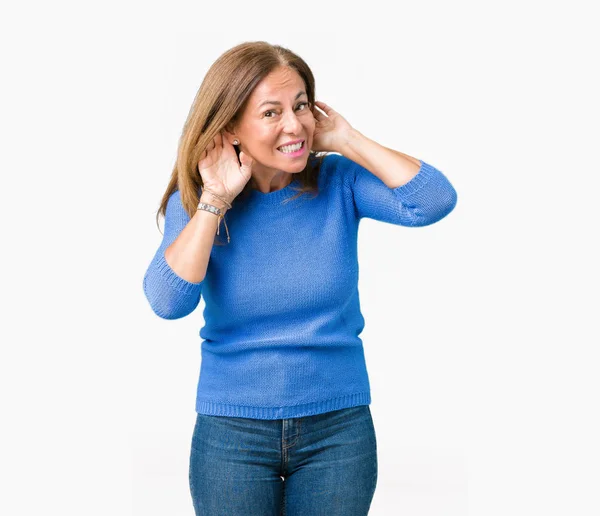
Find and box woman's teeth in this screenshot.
[278,142,304,153]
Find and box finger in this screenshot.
[239,151,253,171]
[314,100,331,113]
[206,136,216,155]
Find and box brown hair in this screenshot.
[153,41,329,244]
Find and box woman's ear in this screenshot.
[223,124,237,146]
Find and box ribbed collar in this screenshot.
[246,176,302,206]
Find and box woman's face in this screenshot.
[228,66,316,175]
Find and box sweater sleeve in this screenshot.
[142,190,203,319]
[336,154,457,226]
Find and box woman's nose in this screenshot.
[282,111,302,133]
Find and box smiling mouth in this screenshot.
[277,141,305,154]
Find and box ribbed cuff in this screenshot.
[392,159,437,198]
[156,251,202,295]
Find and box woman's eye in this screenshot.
[264,102,309,118]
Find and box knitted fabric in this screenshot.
[143,153,457,419]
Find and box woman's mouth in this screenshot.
[277,141,306,157]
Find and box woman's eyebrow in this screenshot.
[258,91,307,108]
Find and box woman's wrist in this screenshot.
[200,192,229,213]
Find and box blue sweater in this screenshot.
[143,153,457,419]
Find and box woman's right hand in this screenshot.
[197,131,253,204]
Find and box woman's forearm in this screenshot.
[164,193,228,284]
[338,129,422,189]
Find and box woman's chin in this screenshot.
[284,152,311,166]
[289,163,308,173]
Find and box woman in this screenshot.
[143,41,457,515]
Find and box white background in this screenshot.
[1,0,598,514]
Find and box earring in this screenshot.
[233,139,239,145]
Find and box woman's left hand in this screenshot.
[311,101,354,153]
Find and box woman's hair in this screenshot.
[154,41,328,244]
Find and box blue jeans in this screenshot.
[189,405,378,515]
